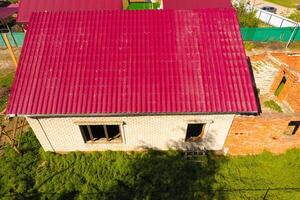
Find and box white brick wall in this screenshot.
[26,114,234,152]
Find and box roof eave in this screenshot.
[8,111,259,118]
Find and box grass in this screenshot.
[243,41,300,51]
[0,95,8,112]
[0,72,14,112]
[127,2,160,10]
[275,81,285,96]
[258,21,272,27]
[0,131,300,199]
[265,0,299,8]
[264,100,283,112]
[0,72,14,88]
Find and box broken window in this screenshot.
[284,121,300,136]
[79,125,122,143]
[185,123,205,142]
[275,76,287,96]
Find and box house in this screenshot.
[7,4,259,152]
[16,0,123,23]
[16,0,233,23]
[0,5,18,23]
[163,0,232,9]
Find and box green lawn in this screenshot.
[0,131,299,199]
[265,0,299,8]
[127,2,160,10]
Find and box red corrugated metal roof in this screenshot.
[163,0,232,9]
[17,0,122,22]
[7,9,259,115]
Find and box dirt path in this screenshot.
[0,47,20,70]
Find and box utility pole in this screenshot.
[1,33,18,68]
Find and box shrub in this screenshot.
[234,2,260,28]
[244,41,255,51]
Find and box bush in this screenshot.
[234,3,260,28]
[244,41,255,51]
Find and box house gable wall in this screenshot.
[26,114,234,152]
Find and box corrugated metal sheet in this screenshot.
[163,0,232,9]
[7,9,259,115]
[17,0,122,22]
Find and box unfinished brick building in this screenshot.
[270,53,300,112]
[225,52,300,155]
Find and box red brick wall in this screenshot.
[224,113,300,155]
[271,67,300,112]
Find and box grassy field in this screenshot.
[265,0,299,8]
[0,131,299,199]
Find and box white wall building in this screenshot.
[26,114,235,152]
[7,8,258,152]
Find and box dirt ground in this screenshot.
[0,47,20,127]
[0,47,25,149]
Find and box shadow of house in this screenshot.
[1,131,230,199]
[166,128,220,151]
[78,151,228,200]
[25,149,228,200]
[247,56,262,114]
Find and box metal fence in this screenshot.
[0,32,25,47]
[256,8,298,28]
[241,27,300,42]
[233,0,299,27]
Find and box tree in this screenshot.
[234,2,260,28]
